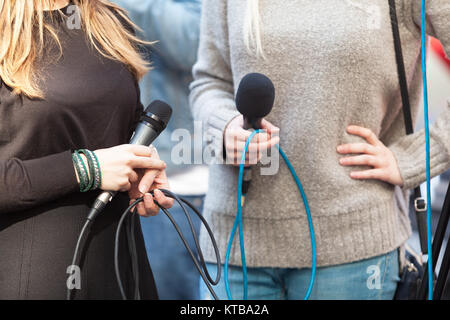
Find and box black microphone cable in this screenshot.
[114,189,221,300]
[67,189,221,300]
[66,212,93,300]
[125,211,140,300]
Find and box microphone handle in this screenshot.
[129,123,159,146]
[243,118,262,131]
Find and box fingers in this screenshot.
[128,170,139,184]
[260,119,280,135]
[129,156,166,170]
[337,143,378,155]
[130,190,173,217]
[130,193,159,217]
[232,135,280,153]
[339,155,380,167]
[138,169,160,194]
[137,193,159,216]
[349,169,385,180]
[225,132,280,165]
[153,189,174,209]
[346,125,382,146]
[122,145,154,157]
[338,125,404,186]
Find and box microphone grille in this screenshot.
[144,100,172,127]
[235,73,275,118]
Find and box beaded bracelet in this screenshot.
[91,150,102,190]
[72,151,91,192]
[72,149,102,192]
[78,149,102,190]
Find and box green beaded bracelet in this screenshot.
[90,150,102,190]
[78,149,101,190]
[77,150,95,191]
[72,151,90,192]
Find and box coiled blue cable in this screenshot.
[224,129,317,300]
[421,0,433,301]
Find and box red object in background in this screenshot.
[430,37,450,69]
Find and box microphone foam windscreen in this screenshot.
[235,73,275,118]
[145,100,173,127]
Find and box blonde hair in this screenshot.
[0,0,150,98]
[244,0,265,59]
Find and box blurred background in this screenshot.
[409,38,450,299]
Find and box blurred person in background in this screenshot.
[111,0,206,300]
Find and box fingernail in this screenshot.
[139,185,148,194]
[337,146,343,152]
[144,193,152,200]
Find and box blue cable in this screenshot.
[224,130,317,300]
[277,144,317,300]
[420,0,433,301]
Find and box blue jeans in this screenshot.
[140,195,204,300]
[201,249,400,300]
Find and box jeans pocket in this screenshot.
[379,249,400,299]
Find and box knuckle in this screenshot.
[367,158,376,167]
[120,179,130,188]
[362,145,369,153]
[125,156,135,167]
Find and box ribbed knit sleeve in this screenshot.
[389,0,450,190]
[189,0,240,161]
[0,150,79,213]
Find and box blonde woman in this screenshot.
[190,0,450,299]
[0,0,173,299]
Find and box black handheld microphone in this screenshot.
[235,73,275,196]
[87,100,172,221]
[236,73,275,130]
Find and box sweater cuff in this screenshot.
[22,150,79,202]
[389,129,450,190]
[205,106,240,163]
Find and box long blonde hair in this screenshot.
[0,0,150,98]
[244,0,265,59]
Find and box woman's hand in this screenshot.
[337,125,403,186]
[224,115,280,166]
[128,148,174,217]
[92,144,166,192]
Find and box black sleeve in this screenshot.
[128,75,144,141]
[0,150,79,214]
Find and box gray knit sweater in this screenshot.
[189,0,450,268]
